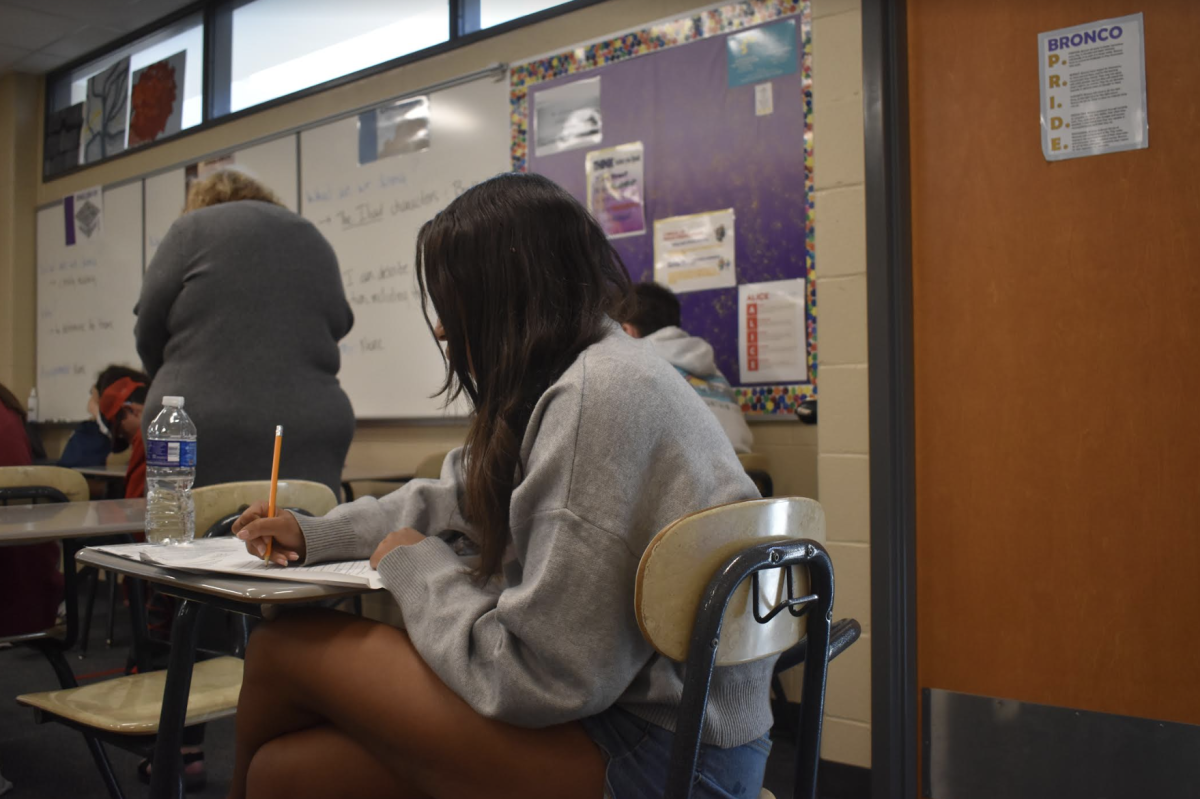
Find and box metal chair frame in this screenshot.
[663,538,860,799]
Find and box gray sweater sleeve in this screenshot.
[294,448,473,563]
[135,216,193,378]
[376,504,651,728]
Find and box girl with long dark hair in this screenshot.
[230,173,767,799]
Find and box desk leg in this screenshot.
[148,600,202,799]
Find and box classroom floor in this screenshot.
[0,594,828,799]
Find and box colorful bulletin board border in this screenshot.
[510,0,816,416]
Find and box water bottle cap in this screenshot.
[162,396,185,407]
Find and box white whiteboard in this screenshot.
[300,77,510,418]
[144,135,299,268]
[233,136,298,211]
[36,182,144,421]
[144,168,183,267]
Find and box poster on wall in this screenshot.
[726,19,798,87]
[586,142,645,238]
[1038,13,1147,161]
[128,51,186,148]
[534,77,602,156]
[64,186,103,246]
[82,57,129,163]
[737,278,807,384]
[358,96,431,165]
[653,209,736,293]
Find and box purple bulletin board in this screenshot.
[510,0,814,416]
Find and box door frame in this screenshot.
[862,1,918,798]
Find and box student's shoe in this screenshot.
[137,751,206,793]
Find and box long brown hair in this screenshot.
[416,172,631,578]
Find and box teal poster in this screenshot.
[726,20,798,88]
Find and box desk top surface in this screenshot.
[76,549,374,605]
[73,466,127,479]
[0,499,145,544]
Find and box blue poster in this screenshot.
[726,20,798,88]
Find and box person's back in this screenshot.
[621,282,754,454]
[0,383,62,638]
[136,191,355,495]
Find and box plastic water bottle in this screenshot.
[145,396,197,545]
[26,387,37,422]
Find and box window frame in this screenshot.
[43,0,607,182]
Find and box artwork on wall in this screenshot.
[82,57,130,163]
[44,103,83,175]
[129,51,186,148]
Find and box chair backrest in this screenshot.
[192,480,338,536]
[635,496,824,666]
[0,466,89,503]
[413,450,449,480]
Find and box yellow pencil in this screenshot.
[264,425,282,561]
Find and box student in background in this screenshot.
[228,174,766,799]
[0,382,63,639]
[620,282,754,454]
[59,366,151,470]
[134,170,355,498]
[96,374,149,500]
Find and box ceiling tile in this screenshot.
[3,0,195,34]
[0,42,33,73]
[41,24,128,59]
[0,4,83,50]
[12,49,70,74]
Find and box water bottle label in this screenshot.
[147,440,197,467]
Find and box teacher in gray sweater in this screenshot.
[135,171,355,498]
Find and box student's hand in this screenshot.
[233,501,305,566]
[370,528,425,569]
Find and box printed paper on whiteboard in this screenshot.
[738,279,807,384]
[65,186,103,246]
[653,209,736,293]
[1038,13,1148,161]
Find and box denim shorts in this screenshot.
[579,705,772,799]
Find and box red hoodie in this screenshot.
[0,403,64,637]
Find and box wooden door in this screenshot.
[908,0,1200,752]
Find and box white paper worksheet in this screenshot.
[89,538,383,589]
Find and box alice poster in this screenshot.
[653,209,737,293]
[129,51,186,148]
[586,142,645,238]
[737,279,807,384]
[82,57,130,163]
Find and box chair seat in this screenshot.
[17,656,243,734]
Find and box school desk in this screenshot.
[76,547,375,799]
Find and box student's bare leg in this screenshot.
[245,725,419,799]
[230,608,606,799]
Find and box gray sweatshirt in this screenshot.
[645,326,754,455]
[296,324,770,747]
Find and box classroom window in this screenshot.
[46,14,205,152]
[477,1,575,29]
[229,0,450,113]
